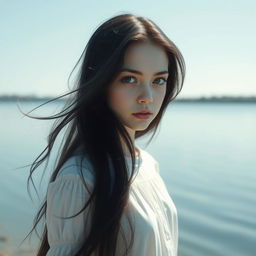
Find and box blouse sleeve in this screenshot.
[46,173,93,256]
[154,160,160,174]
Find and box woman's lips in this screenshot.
[132,113,152,119]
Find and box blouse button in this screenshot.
[165,232,171,240]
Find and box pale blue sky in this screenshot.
[1,0,255,98]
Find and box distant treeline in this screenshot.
[0,94,256,103]
[0,95,66,102]
[175,96,256,103]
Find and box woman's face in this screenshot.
[108,41,169,139]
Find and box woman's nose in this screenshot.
[137,85,153,104]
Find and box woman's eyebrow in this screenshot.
[119,68,169,76]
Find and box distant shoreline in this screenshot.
[0,95,256,103]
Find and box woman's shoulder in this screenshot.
[138,147,160,174]
[46,153,95,199]
[139,147,155,161]
[56,151,95,185]
[139,147,158,164]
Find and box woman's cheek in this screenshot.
[110,88,131,110]
[118,87,133,101]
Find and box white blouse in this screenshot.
[45,146,178,256]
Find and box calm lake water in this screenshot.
[0,101,255,256]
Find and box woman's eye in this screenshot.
[120,76,136,84]
[120,76,167,85]
[154,77,167,85]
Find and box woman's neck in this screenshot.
[123,146,140,158]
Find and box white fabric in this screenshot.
[45,146,178,256]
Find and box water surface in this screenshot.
[0,101,255,255]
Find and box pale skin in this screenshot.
[108,41,169,157]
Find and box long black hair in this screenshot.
[21,13,186,256]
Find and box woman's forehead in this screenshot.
[122,41,169,73]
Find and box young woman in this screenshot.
[24,13,185,256]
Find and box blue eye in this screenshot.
[120,76,136,84]
[154,77,167,85]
